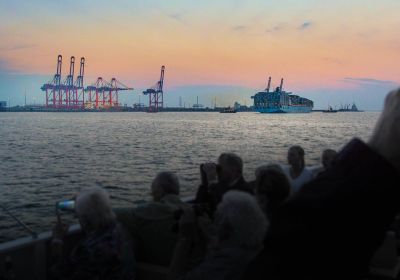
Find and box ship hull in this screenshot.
[255,106,312,113]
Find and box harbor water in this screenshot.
[0,111,379,242]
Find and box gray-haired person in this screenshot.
[51,187,135,279]
[168,190,268,280]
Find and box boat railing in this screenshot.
[0,196,196,279]
[0,224,82,279]
[2,195,397,279]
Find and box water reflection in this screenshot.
[0,111,379,241]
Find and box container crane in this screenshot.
[143,66,165,112]
[42,55,133,110]
[74,57,85,108]
[41,55,62,108]
[85,77,133,109]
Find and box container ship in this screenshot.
[251,77,313,113]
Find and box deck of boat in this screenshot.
[1,211,400,279]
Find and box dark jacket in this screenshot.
[115,195,189,266]
[195,176,253,215]
[244,138,400,280]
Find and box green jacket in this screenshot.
[114,195,189,266]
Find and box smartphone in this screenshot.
[57,200,75,211]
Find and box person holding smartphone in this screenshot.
[50,187,135,280]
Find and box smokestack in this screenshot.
[279,78,284,92]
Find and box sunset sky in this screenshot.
[0,0,399,109]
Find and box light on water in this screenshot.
[0,111,379,241]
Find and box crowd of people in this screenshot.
[49,89,400,280]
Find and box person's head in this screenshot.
[255,164,284,178]
[287,145,305,169]
[151,171,180,201]
[75,187,116,232]
[217,153,243,184]
[255,169,290,213]
[214,191,268,248]
[321,149,338,169]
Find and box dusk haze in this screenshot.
[0,0,399,109]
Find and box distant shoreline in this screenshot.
[0,106,243,113]
[0,107,380,113]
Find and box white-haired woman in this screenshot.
[168,190,268,280]
[51,187,135,280]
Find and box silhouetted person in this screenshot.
[169,191,268,280]
[50,187,135,280]
[255,168,290,221]
[195,153,253,215]
[255,164,284,177]
[282,145,313,193]
[244,89,400,280]
[310,148,339,177]
[322,148,338,169]
[114,171,189,266]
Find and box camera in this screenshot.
[200,163,221,186]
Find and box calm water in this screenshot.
[0,111,379,241]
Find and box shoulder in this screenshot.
[133,202,176,219]
[280,165,291,177]
[308,165,322,172]
[114,207,135,216]
[114,204,163,227]
[241,179,255,194]
[302,167,315,179]
[114,207,137,225]
[302,167,311,173]
[280,164,290,171]
[308,165,324,178]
